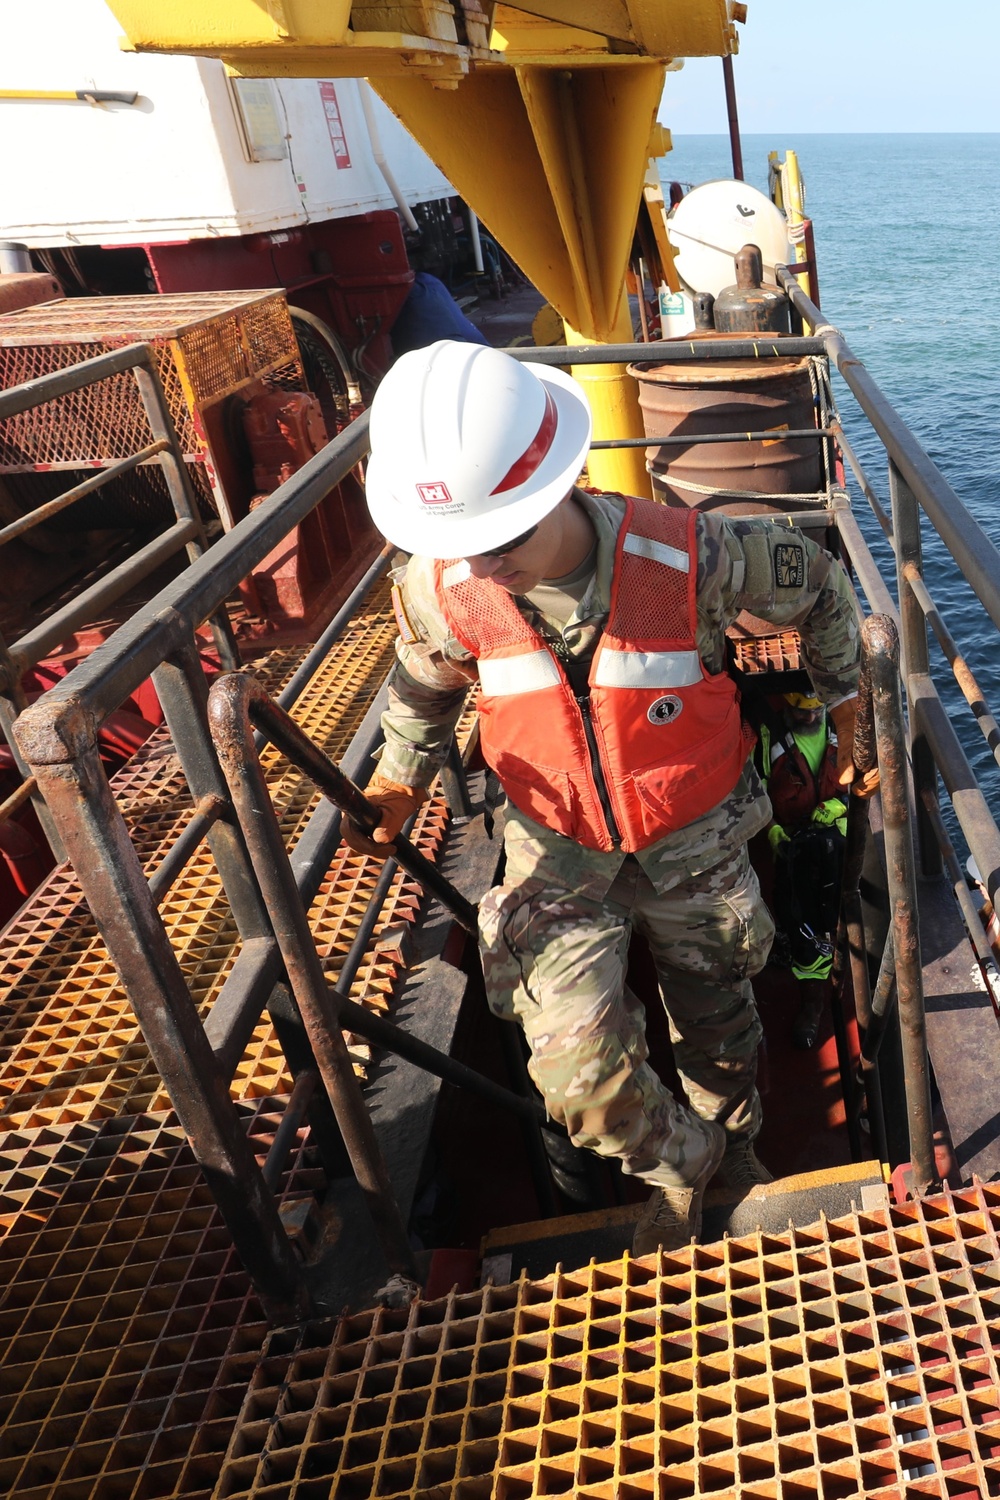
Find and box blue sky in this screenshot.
[658,1,1000,133]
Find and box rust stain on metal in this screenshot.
[12,693,103,764]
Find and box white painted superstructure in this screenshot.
[1,0,453,248]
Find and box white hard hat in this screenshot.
[365,339,592,558]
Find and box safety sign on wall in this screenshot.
[318,82,352,170]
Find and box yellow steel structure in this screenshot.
[771,147,811,300]
[107,2,744,493]
[107,2,739,76]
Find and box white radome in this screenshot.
[668,179,794,298]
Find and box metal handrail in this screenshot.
[779,267,1000,637]
[11,397,376,1319]
[780,267,1000,913]
[0,341,237,860]
[11,318,999,1300]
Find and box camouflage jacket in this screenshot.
[379,489,860,898]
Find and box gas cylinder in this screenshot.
[714,244,792,335]
[692,292,715,331]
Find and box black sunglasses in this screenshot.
[478,524,539,559]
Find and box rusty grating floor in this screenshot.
[217,1186,1000,1500]
[0,580,452,1129]
[3,578,1000,1497]
[1,1153,999,1499]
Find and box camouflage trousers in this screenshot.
[478,847,774,1190]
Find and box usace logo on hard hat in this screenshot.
[417,481,453,506]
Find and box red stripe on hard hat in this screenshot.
[490,389,558,495]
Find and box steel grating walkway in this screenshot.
[1,1147,999,1499]
[2,580,1000,1497]
[0,580,450,1128]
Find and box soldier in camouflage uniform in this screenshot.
[346,341,861,1254]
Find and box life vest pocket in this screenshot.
[491,751,577,840]
[630,719,747,839]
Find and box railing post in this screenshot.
[152,642,351,1182]
[888,460,941,878]
[132,354,241,672]
[864,614,937,1196]
[208,671,417,1283]
[13,709,308,1321]
[152,644,270,940]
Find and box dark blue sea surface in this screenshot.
[662,134,1000,835]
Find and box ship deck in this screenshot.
[0,580,997,1499]
[3,303,1000,1495]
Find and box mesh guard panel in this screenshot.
[441,566,540,655]
[609,501,694,647]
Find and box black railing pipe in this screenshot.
[779,268,1000,638]
[208,671,416,1282]
[330,985,545,1127]
[864,615,937,1195]
[509,338,825,366]
[589,427,834,449]
[243,686,478,935]
[274,545,393,716]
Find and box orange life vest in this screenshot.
[435,497,755,853]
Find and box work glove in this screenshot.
[768,822,790,854]
[341,773,429,857]
[811,797,847,828]
[828,698,881,798]
[828,697,859,787]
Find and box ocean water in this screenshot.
[662,133,1000,822]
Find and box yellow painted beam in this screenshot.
[108,0,354,51]
[219,34,479,81]
[374,69,580,321]
[493,1,737,55]
[503,1,635,44]
[566,294,652,499]
[108,0,740,63]
[625,0,735,55]
[375,61,662,340]
[491,8,616,60]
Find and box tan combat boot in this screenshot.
[714,1134,774,1192]
[632,1121,726,1256]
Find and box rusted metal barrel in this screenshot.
[629,354,822,514]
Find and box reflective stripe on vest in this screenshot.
[478,651,562,696]
[442,560,471,588]
[622,531,689,572]
[593,647,702,690]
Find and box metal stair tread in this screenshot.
[481,1159,887,1282]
